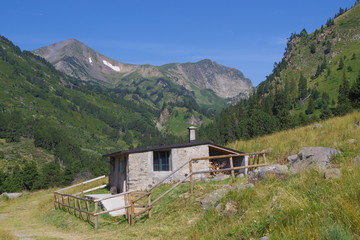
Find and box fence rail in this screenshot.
[54,152,267,228]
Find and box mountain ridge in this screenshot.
[32,39,252,99]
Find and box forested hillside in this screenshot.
[0,36,194,193]
[199,1,360,144]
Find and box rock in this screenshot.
[236,173,245,178]
[324,168,342,179]
[348,139,357,144]
[313,123,323,129]
[1,192,22,199]
[249,164,288,182]
[179,192,191,199]
[353,156,360,166]
[233,183,254,191]
[223,200,238,215]
[259,236,270,240]
[206,174,230,182]
[287,154,298,164]
[200,185,232,212]
[355,121,360,127]
[289,147,341,174]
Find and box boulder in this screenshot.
[1,192,22,199]
[324,168,342,179]
[236,173,245,178]
[249,164,288,182]
[223,200,238,215]
[313,123,323,129]
[289,147,341,174]
[200,185,232,212]
[353,156,360,166]
[233,183,254,191]
[211,174,230,182]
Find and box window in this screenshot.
[153,151,171,171]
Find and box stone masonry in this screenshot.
[127,145,209,191]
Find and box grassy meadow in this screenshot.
[0,111,359,239]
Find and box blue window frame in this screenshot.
[153,151,171,171]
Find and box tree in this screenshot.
[21,162,39,191]
[349,72,360,108]
[34,162,63,189]
[336,72,352,115]
[305,98,315,115]
[310,44,316,54]
[298,74,308,100]
[338,58,344,70]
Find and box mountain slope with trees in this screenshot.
[0,36,193,192]
[199,1,360,144]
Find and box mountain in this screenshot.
[198,1,360,144]
[32,39,252,100]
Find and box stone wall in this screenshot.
[127,145,210,191]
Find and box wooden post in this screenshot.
[147,193,152,219]
[53,193,57,209]
[229,157,235,178]
[73,197,78,217]
[94,202,98,229]
[67,196,71,213]
[189,160,193,194]
[61,195,65,211]
[125,193,130,223]
[130,200,135,225]
[85,200,90,222]
[263,153,267,163]
[77,199,83,220]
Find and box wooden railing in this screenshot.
[54,152,267,228]
[53,175,148,228]
[129,152,268,224]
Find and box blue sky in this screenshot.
[1,0,356,86]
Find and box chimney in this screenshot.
[187,126,197,142]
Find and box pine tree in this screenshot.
[338,58,344,70]
[349,72,360,108]
[336,71,352,115]
[305,98,315,115]
[298,74,308,100]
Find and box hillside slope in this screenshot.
[1,111,359,239]
[199,1,360,144]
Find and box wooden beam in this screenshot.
[192,163,269,175]
[55,175,106,193]
[191,152,266,161]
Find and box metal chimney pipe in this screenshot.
[187,126,197,142]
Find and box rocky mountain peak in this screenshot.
[33,40,253,99]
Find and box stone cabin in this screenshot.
[104,127,248,193]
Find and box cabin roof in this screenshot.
[103,141,242,157]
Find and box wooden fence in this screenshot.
[54,152,267,228]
